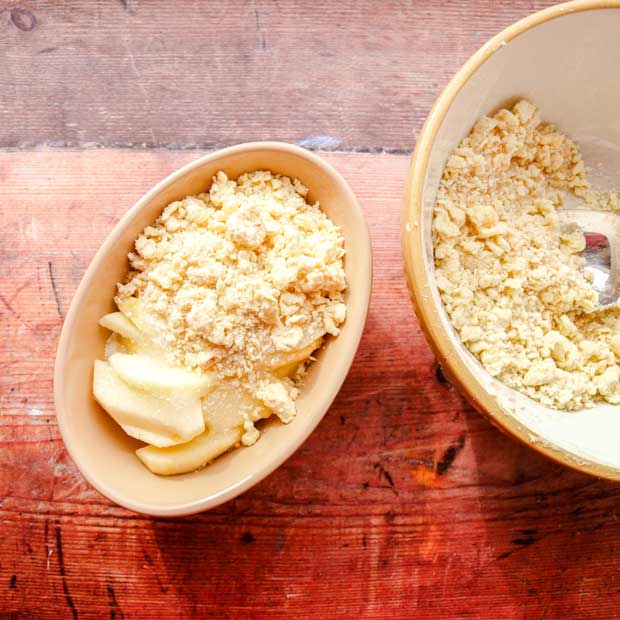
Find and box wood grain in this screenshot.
[0,0,560,151]
[2,150,620,619]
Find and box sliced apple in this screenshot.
[116,422,202,450]
[136,384,273,475]
[136,427,242,476]
[108,352,215,396]
[266,337,323,373]
[99,311,149,355]
[116,296,167,342]
[99,312,143,342]
[93,360,204,447]
[273,360,303,378]
[202,382,271,431]
[104,333,132,358]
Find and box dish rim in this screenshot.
[54,141,372,515]
[402,0,620,481]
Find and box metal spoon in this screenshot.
[557,196,620,310]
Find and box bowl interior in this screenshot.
[55,144,370,514]
[418,7,620,471]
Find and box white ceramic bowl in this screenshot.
[403,0,620,480]
[55,142,371,515]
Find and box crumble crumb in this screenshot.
[117,169,346,420]
[434,100,620,410]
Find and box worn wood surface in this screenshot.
[4,1,620,618]
[2,150,620,619]
[0,0,560,151]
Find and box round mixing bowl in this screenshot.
[402,0,620,480]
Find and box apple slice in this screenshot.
[103,333,136,358]
[202,383,270,431]
[266,337,323,374]
[136,427,242,476]
[99,312,151,355]
[93,360,204,447]
[99,312,143,343]
[108,352,215,396]
[273,359,304,378]
[116,296,167,343]
[136,384,272,475]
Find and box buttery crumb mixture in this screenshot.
[118,170,346,423]
[433,100,620,410]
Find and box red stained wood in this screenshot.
[0,0,560,151]
[1,150,620,619]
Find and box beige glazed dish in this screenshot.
[403,0,620,480]
[55,142,371,516]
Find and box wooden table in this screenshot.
[2,1,620,618]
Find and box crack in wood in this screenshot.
[497,530,556,561]
[55,524,79,620]
[141,550,168,593]
[0,143,414,155]
[436,433,466,476]
[254,3,266,50]
[106,579,125,620]
[373,462,397,494]
[434,362,449,385]
[0,292,18,318]
[48,261,64,319]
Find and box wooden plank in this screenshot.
[1,0,559,151]
[1,150,620,618]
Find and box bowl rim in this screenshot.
[402,0,620,481]
[54,141,372,515]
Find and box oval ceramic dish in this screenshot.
[55,142,372,515]
[403,0,620,480]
